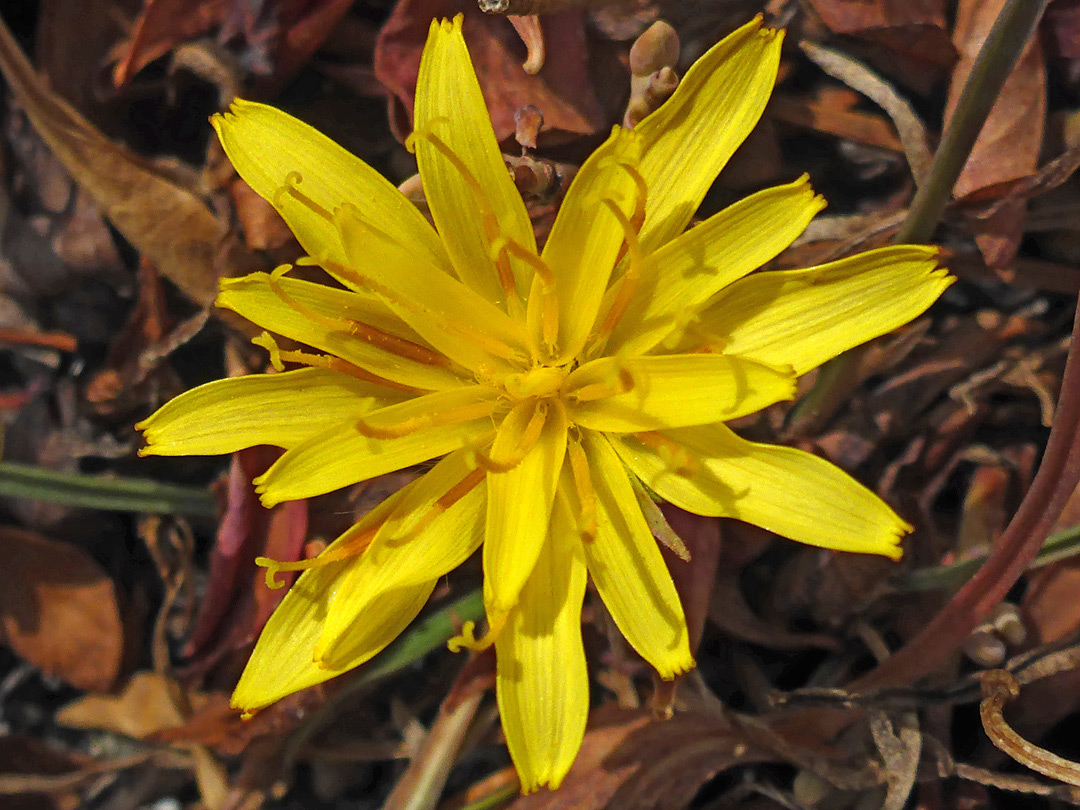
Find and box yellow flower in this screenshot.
[137,15,952,791]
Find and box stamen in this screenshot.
[587,198,645,357]
[635,431,700,478]
[470,400,548,473]
[448,608,509,653]
[569,364,636,403]
[472,363,504,389]
[617,161,649,233]
[567,438,598,541]
[502,238,559,355]
[265,265,452,369]
[323,256,529,366]
[252,331,423,395]
[356,398,497,440]
[252,331,285,371]
[489,237,526,322]
[410,127,528,318]
[256,523,379,590]
[379,468,486,550]
[273,171,333,221]
[415,129,502,244]
[597,158,648,272]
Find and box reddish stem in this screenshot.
[852,296,1080,689]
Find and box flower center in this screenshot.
[502,364,570,400]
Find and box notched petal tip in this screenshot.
[742,12,783,44]
[229,682,267,718]
[878,521,912,562]
[428,13,464,41]
[252,476,283,509]
[760,25,784,45]
[655,653,697,681]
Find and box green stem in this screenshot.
[897,0,1050,243]
[0,461,216,516]
[898,523,1080,593]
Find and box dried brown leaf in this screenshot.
[374,0,607,144]
[504,707,779,810]
[504,707,648,810]
[805,0,955,93]
[36,0,136,121]
[57,671,208,740]
[110,0,226,87]
[0,527,122,692]
[0,16,234,306]
[806,0,946,32]
[769,90,904,155]
[947,0,1047,266]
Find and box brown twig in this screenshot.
[0,325,77,352]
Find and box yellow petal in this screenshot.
[137,368,398,456]
[565,354,796,433]
[217,273,466,392]
[603,177,826,356]
[687,246,953,375]
[232,486,425,713]
[315,451,486,666]
[212,100,446,286]
[335,205,530,374]
[578,431,693,678]
[484,399,569,614]
[495,496,588,792]
[413,15,536,308]
[537,126,642,360]
[253,386,499,507]
[611,423,909,559]
[635,17,783,253]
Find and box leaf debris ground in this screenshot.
[2,1,1080,809]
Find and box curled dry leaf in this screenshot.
[0,15,237,306]
[0,527,123,692]
[57,671,211,741]
[624,20,679,129]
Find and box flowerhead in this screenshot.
[137,14,952,791]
